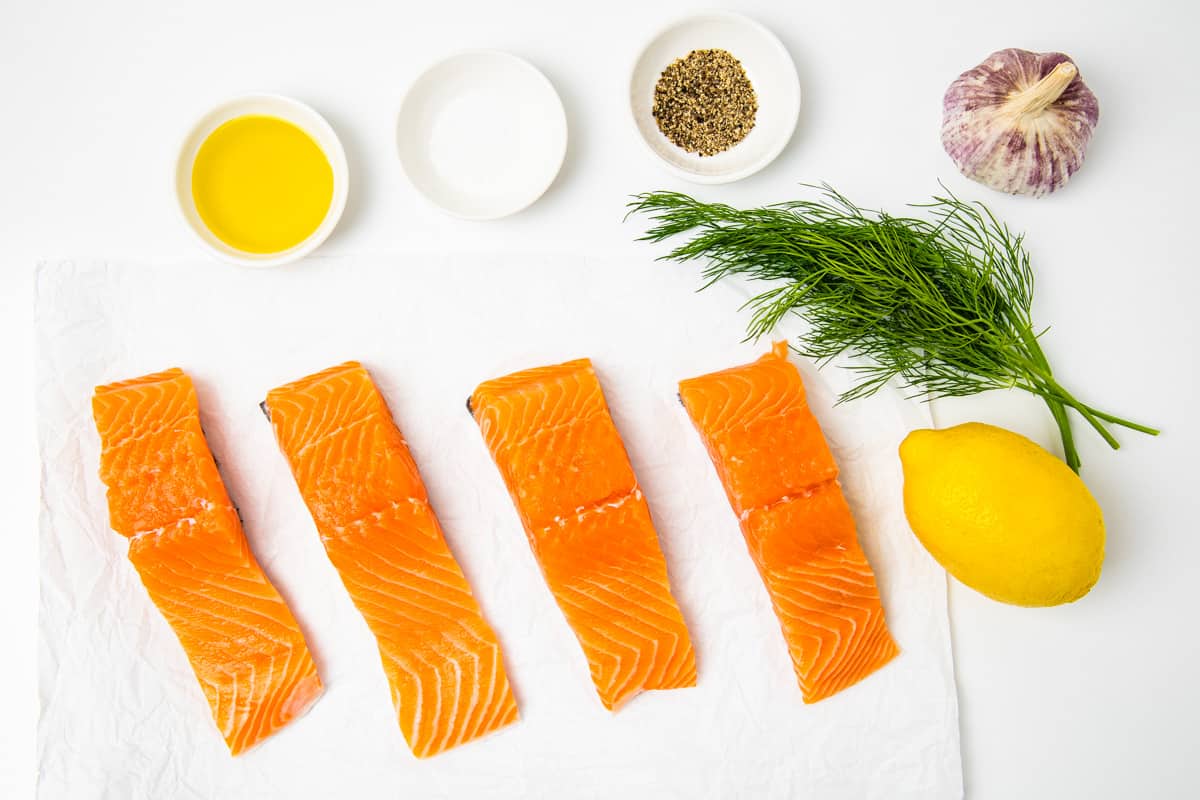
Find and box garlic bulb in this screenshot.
[942,48,1099,197]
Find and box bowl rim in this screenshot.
[174,92,350,268]
[627,9,801,185]
[395,48,568,221]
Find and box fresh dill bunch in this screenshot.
[627,184,1157,472]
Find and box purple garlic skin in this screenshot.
[942,48,1099,198]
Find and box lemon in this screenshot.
[899,422,1105,607]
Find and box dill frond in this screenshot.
[628,184,1158,472]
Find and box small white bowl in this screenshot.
[174,94,349,268]
[397,50,567,220]
[630,11,801,184]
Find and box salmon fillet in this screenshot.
[470,358,696,711]
[264,362,518,757]
[678,343,899,703]
[92,368,322,755]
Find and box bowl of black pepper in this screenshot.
[630,11,801,183]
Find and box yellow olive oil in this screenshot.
[191,115,333,254]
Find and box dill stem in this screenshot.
[1018,329,1160,458]
[1078,407,1160,436]
[1041,376,1160,447]
[1044,397,1081,472]
[1047,381,1121,450]
[1015,346,1120,452]
[1015,328,1080,470]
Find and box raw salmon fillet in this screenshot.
[264,362,518,757]
[470,358,696,711]
[92,368,322,755]
[678,343,899,703]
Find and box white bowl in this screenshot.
[174,94,349,268]
[630,11,801,184]
[397,50,567,220]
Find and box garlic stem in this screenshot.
[1014,61,1078,116]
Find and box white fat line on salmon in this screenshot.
[479,407,608,454]
[324,497,431,539]
[545,488,643,528]
[285,414,378,459]
[687,405,804,441]
[737,481,834,522]
[127,500,228,541]
[100,415,192,452]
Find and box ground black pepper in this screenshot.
[652,49,757,157]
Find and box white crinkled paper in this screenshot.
[36,255,962,799]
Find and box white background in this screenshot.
[2,0,1197,797]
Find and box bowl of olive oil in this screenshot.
[175,94,349,267]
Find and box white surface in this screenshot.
[35,257,958,798]
[2,0,1198,798]
[396,51,567,219]
[174,93,350,267]
[629,11,800,183]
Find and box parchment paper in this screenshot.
[35,255,962,799]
